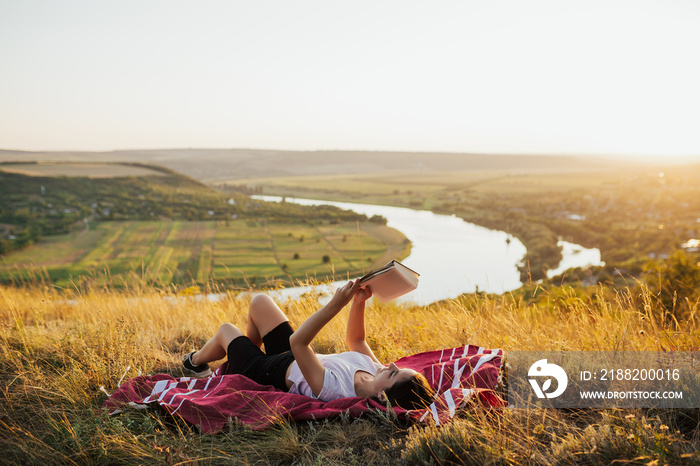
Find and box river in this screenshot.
[248,195,603,305]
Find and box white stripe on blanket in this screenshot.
[446,389,456,417]
[451,359,467,389]
[170,390,200,414]
[472,352,499,375]
[169,389,200,406]
[203,376,223,398]
[430,402,441,426]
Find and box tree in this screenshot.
[369,215,387,225]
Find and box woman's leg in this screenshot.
[246,293,290,347]
[190,294,288,366]
[190,323,243,366]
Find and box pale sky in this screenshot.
[1,0,699,158]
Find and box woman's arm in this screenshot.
[289,280,359,397]
[346,286,381,363]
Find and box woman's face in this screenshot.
[373,362,416,394]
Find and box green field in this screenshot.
[0,219,409,288]
[219,169,626,209]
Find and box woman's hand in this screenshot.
[329,280,360,309]
[354,285,373,304]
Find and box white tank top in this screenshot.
[287,351,384,401]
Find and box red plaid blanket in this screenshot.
[103,344,505,432]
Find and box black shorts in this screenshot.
[226,321,295,391]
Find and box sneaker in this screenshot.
[182,351,212,377]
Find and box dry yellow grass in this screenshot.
[1,280,698,464]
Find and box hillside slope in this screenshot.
[0,148,611,182]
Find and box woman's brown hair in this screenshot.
[383,372,435,410]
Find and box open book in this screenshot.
[358,260,420,302]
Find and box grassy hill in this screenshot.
[0,280,697,464]
[0,163,408,287]
[1,156,699,464]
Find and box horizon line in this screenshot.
[2,146,699,160]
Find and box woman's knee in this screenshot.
[218,322,239,332]
[249,293,276,312]
[248,294,284,321]
[247,293,289,336]
[217,323,243,343]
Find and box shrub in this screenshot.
[641,249,700,321]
